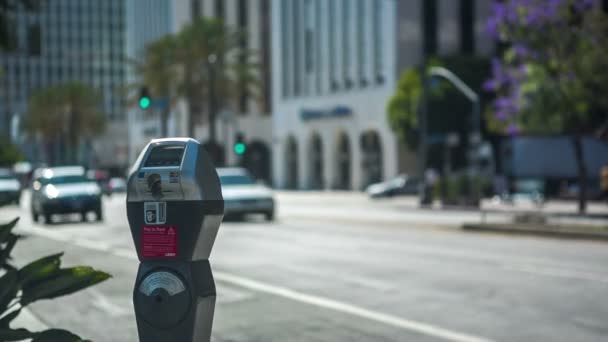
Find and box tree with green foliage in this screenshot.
[131,17,260,144]
[24,82,106,165]
[176,17,260,139]
[484,0,608,214]
[0,217,110,341]
[0,136,23,167]
[128,36,180,137]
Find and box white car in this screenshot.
[30,166,103,224]
[0,169,21,205]
[218,168,275,221]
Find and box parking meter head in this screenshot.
[126,138,224,261]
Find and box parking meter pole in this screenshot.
[126,138,224,342]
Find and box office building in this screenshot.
[271,0,493,190]
[0,0,128,171]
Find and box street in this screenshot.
[1,192,607,342]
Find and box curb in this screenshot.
[462,223,608,241]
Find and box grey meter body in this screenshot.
[126,138,223,342]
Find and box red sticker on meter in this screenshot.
[141,226,178,258]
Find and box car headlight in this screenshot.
[44,185,59,199]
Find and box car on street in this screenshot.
[107,177,127,194]
[30,166,103,224]
[218,167,275,221]
[499,178,545,206]
[86,169,112,196]
[0,168,22,205]
[366,174,421,198]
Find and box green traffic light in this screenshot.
[234,143,246,155]
[139,97,151,109]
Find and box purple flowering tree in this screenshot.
[484,0,608,213]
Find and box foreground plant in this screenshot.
[0,217,111,341]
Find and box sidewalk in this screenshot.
[276,191,608,228]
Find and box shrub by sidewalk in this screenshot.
[0,217,110,341]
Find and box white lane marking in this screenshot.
[16,228,495,342]
[503,264,608,283]
[216,285,254,304]
[213,272,493,342]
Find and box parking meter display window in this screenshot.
[144,145,185,167]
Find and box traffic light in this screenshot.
[234,133,246,155]
[139,87,151,109]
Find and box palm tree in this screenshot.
[131,17,261,165]
[24,82,106,165]
[127,35,180,137]
[175,17,261,140]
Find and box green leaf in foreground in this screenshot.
[0,234,20,268]
[0,270,19,314]
[32,328,88,342]
[21,266,111,306]
[0,327,35,341]
[0,218,19,243]
[18,253,63,290]
[0,309,21,328]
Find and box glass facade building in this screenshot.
[0,0,126,168]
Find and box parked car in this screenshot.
[366,175,421,198]
[107,177,127,194]
[0,168,21,205]
[86,169,111,196]
[218,167,275,221]
[500,179,545,206]
[31,166,103,224]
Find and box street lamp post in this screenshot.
[418,66,481,206]
[427,66,481,161]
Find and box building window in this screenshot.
[315,0,322,94]
[191,0,201,20]
[357,0,367,87]
[281,0,290,98]
[372,0,384,84]
[460,0,475,54]
[329,0,338,91]
[342,0,351,89]
[260,0,271,112]
[423,0,438,57]
[27,23,42,56]
[215,0,225,22]
[238,0,248,114]
[305,0,313,74]
[292,0,301,96]
[1,16,18,52]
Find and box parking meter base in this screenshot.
[134,260,216,342]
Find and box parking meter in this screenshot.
[126,138,224,342]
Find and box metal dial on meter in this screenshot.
[135,270,191,329]
[139,271,186,296]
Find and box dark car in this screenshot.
[31,166,103,224]
[0,169,21,205]
[366,175,421,198]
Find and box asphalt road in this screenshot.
[1,192,607,342]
